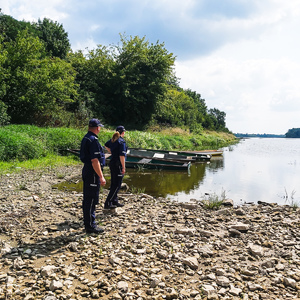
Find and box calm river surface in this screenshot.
[124,138,300,206]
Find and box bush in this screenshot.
[0,125,85,161]
[0,130,46,161]
[0,125,237,162]
[0,101,10,126]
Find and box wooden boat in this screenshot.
[120,156,191,171]
[66,149,80,156]
[191,149,223,157]
[126,148,197,163]
[66,149,190,171]
[65,149,112,159]
[128,148,212,161]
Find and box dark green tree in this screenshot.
[67,47,115,123]
[0,13,70,59]
[0,35,7,98]
[285,128,300,138]
[154,88,201,130]
[184,89,207,115]
[207,108,227,131]
[0,34,10,125]
[0,12,37,43]
[0,101,10,125]
[34,18,71,59]
[2,30,77,124]
[106,35,176,128]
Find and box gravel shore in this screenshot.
[0,165,299,300]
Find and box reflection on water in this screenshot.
[56,138,300,206]
[124,162,209,198]
[54,160,221,199]
[206,157,224,173]
[125,138,300,205]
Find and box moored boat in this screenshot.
[127,148,198,163]
[66,149,190,171]
[65,149,112,159]
[128,148,212,161]
[121,155,191,171]
[190,149,223,156]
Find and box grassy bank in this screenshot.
[0,125,237,173]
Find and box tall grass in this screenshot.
[202,189,227,210]
[0,154,80,175]
[125,130,235,151]
[0,125,237,164]
[0,125,84,161]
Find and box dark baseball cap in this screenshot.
[89,118,104,127]
[116,125,126,133]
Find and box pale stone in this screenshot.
[230,223,250,232]
[216,276,230,287]
[40,265,57,277]
[49,280,63,291]
[229,285,242,296]
[201,284,216,296]
[199,230,214,237]
[248,243,264,257]
[181,203,198,210]
[175,227,196,235]
[182,256,199,270]
[283,277,297,289]
[117,281,129,293]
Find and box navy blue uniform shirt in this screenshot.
[105,136,127,165]
[80,131,105,167]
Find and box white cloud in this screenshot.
[176,47,300,134]
[2,0,69,22]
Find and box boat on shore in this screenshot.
[190,149,223,156]
[66,149,191,171]
[128,148,213,161]
[119,156,191,171]
[65,149,112,159]
[126,148,198,163]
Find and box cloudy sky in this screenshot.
[2,0,300,134]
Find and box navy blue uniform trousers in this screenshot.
[105,162,123,207]
[82,164,100,230]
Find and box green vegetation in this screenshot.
[202,190,227,210]
[1,12,230,133]
[283,188,299,210]
[0,154,79,175]
[234,133,285,138]
[235,128,300,138]
[0,125,83,161]
[130,186,146,194]
[0,125,236,173]
[285,128,300,138]
[0,12,236,173]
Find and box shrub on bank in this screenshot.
[0,128,47,161]
[0,125,237,162]
[0,125,84,161]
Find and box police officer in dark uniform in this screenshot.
[80,118,106,234]
[104,125,127,209]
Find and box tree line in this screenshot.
[234,133,285,138]
[0,11,229,132]
[285,128,300,138]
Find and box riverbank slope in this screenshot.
[0,165,299,300]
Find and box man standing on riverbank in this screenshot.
[80,118,106,234]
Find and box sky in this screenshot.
[2,0,300,134]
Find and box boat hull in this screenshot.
[127,148,198,163]
[128,148,212,161]
[124,156,191,170]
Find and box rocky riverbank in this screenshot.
[0,165,299,300]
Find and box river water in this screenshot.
[124,138,300,206]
